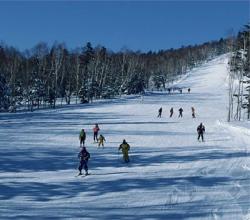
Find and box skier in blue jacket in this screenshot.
[78,147,90,175]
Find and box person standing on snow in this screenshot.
[158,107,163,118]
[98,134,106,148]
[79,129,86,147]
[191,107,196,118]
[78,147,90,176]
[170,107,174,117]
[119,139,130,163]
[178,108,183,118]
[197,123,205,142]
[93,124,100,142]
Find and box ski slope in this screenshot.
[0,55,249,220]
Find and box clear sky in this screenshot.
[0,1,249,52]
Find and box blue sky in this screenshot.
[0,1,249,52]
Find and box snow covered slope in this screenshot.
[0,55,249,220]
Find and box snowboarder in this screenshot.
[191,107,196,118]
[197,123,205,142]
[178,108,183,118]
[79,129,86,147]
[158,107,163,118]
[170,107,174,117]
[118,139,130,163]
[98,134,106,148]
[78,146,90,176]
[93,124,100,142]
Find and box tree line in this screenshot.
[0,38,230,112]
[228,24,250,121]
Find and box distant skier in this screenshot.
[197,123,205,142]
[188,88,191,93]
[168,88,171,94]
[78,147,90,176]
[98,134,106,148]
[178,108,183,118]
[93,124,100,142]
[179,89,182,94]
[119,139,130,163]
[191,107,196,118]
[158,107,163,118]
[170,107,174,117]
[79,129,86,147]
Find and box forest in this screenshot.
[0,37,230,112]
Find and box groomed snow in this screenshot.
[0,55,249,220]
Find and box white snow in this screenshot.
[0,54,249,219]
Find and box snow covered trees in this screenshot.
[0,38,230,112]
[228,24,250,121]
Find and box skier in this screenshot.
[188,88,191,93]
[191,107,196,118]
[168,88,171,94]
[158,107,163,118]
[98,134,106,148]
[118,139,130,163]
[79,129,86,147]
[179,89,182,94]
[93,124,100,142]
[78,146,90,176]
[178,108,183,118]
[170,107,174,117]
[197,123,205,142]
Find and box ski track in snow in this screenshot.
[0,55,250,220]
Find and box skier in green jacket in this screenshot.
[79,129,86,147]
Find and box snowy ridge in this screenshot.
[0,54,249,220]
[217,120,250,154]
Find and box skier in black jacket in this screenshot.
[157,107,163,118]
[197,123,205,142]
[170,107,174,117]
[178,108,183,117]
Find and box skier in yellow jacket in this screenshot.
[119,139,130,163]
[98,134,106,148]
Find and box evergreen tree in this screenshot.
[0,73,10,111]
[78,86,88,104]
[127,74,145,94]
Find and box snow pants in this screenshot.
[98,140,104,147]
[94,132,98,142]
[198,132,204,141]
[80,137,85,146]
[122,151,130,163]
[78,160,88,174]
